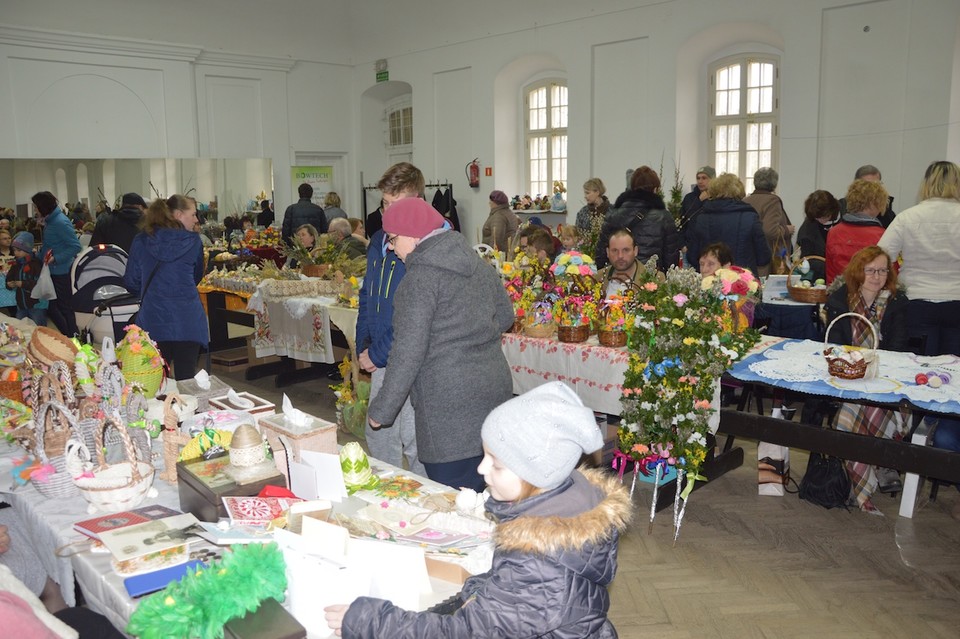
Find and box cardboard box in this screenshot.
[258,413,338,483]
[177,453,286,522]
[425,556,472,587]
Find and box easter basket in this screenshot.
[72,415,157,513]
[29,401,81,499]
[787,255,828,304]
[116,324,166,398]
[523,322,556,339]
[557,324,590,344]
[823,312,879,380]
[30,361,77,457]
[27,327,79,370]
[94,361,151,462]
[160,393,193,484]
[598,329,628,348]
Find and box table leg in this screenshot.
[899,419,936,518]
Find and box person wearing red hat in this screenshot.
[366,197,515,491]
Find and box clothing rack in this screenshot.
[360,179,455,224]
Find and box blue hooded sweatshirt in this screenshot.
[355,229,405,368]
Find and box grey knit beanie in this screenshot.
[481,382,602,490]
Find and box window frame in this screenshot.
[523,78,568,199]
[708,54,780,193]
[385,95,413,152]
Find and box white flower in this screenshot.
[686,431,707,446]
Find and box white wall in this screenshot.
[0,0,958,241]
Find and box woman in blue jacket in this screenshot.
[31,191,81,336]
[124,195,208,380]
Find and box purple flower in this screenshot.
[673,294,688,307]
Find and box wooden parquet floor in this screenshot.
[218,368,960,639]
[609,440,960,639]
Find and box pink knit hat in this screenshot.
[382,198,444,239]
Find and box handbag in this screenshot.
[798,452,850,510]
[770,230,791,275]
[128,261,161,326]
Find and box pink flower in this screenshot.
[380,501,389,508]
[673,294,688,307]
[641,303,655,311]
[644,282,658,292]
[694,399,712,410]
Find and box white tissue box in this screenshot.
[208,391,276,418]
[258,412,338,482]
[175,375,231,411]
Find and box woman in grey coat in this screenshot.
[366,197,515,491]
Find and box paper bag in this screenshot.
[758,441,790,496]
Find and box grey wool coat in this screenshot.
[341,468,633,638]
[366,229,515,464]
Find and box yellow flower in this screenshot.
[672,318,685,328]
[682,337,701,346]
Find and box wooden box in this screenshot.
[209,391,276,418]
[177,453,286,522]
[257,413,338,482]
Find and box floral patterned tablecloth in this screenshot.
[500,332,631,414]
[251,295,358,366]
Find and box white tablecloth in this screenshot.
[500,332,630,414]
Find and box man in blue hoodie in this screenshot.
[355,163,426,475]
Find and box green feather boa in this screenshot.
[126,542,288,639]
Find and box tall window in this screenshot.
[386,96,413,150]
[525,79,567,198]
[709,55,779,193]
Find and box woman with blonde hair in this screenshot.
[686,173,770,276]
[574,177,611,234]
[123,195,207,380]
[825,180,887,283]
[323,191,347,224]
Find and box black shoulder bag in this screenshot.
[128,261,161,327]
[798,452,851,510]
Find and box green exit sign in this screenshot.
[376,70,389,83]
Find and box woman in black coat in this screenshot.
[824,245,909,513]
[595,166,680,272]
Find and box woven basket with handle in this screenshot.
[786,255,828,304]
[31,361,76,457]
[824,312,879,380]
[30,401,81,499]
[160,393,192,484]
[73,415,156,513]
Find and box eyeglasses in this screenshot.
[385,234,399,246]
[864,268,889,277]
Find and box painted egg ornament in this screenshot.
[928,376,943,389]
[915,373,929,385]
[939,372,952,384]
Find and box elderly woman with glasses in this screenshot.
[824,245,909,513]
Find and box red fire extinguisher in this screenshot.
[466,158,480,189]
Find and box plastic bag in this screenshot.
[31,262,57,301]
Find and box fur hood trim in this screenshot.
[494,467,633,555]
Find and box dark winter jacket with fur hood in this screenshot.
[342,468,633,638]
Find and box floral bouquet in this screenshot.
[701,266,761,332]
[552,293,596,328]
[550,251,596,278]
[597,294,631,332]
[618,260,760,539]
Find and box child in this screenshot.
[325,382,632,638]
[5,232,48,326]
[559,224,579,253]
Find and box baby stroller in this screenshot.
[71,244,140,344]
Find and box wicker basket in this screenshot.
[557,324,590,343]
[523,322,556,339]
[787,255,828,304]
[301,263,330,278]
[0,377,23,404]
[29,401,81,499]
[598,330,627,348]
[27,327,78,370]
[73,416,156,513]
[31,362,77,458]
[160,393,192,484]
[824,312,879,380]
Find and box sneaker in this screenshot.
[876,467,902,494]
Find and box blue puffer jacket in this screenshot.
[686,198,772,276]
[123,228,208,346]
[342,469,633,638]
[355,229,405,369]
[40,207,82,276]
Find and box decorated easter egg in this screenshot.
[915,373,929,385]
[928,376,943,389]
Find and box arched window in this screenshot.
[385,95,413,152]
[709,55,779,192]
[524,79,567,198]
